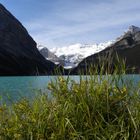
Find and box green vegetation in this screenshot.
[0,60,140,139]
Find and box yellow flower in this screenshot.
[14,134,21,138]
[48,83,53,90]
[0,107,4,112]
[122,87,127,93]
[113,87,118,93]
[74,89,78,93]
[58,77,65,83]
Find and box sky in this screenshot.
[0,0,140,48]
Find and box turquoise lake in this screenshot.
[0,75,140,103]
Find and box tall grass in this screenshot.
[0,63,140,139]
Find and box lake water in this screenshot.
[0,75,140,103]
[0,76,79,103]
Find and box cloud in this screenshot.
[23,0,140,48]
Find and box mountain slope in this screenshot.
[71,26,140,74]
[0,4,56,75]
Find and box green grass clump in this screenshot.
[0,74,139,140]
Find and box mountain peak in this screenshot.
[0,3,4,8]
[128,25,140,34]
[116,25,140,42]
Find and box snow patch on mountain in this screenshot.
[51,42,113,58]
[50,41,113,68]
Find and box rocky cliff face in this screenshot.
[38,46,64,65]
[0,4,56,75]
[71,26,140,74]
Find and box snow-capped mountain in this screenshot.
[116,25,140,42]
[125,25,140,35]
[50,41,113,68]
[38,25,140,69]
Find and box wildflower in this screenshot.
[74,89,78,93]
[58,77,65,83]
[122,87,127,93]
[0,107,4,112]
[14,134,21,139]
[113,87,118,93]
[48,83,53,90]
